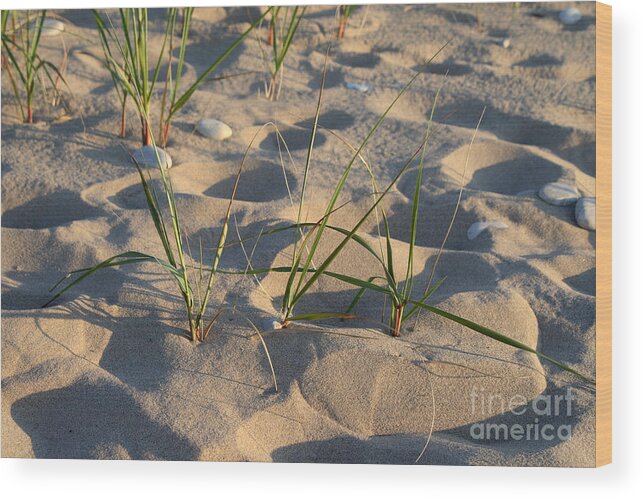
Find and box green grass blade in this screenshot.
[273,6,305,73]
[289,312,358,322]
[146,7,175,101]
[132,162,176,267]
[402,83,442,302]
[343,277,380,316]
[93,12,130,107]
[401,129,427,299]
[295,221,397,290]
[168,8,192,108]
[30,11,45,59]
[402,276,446,321]
[411,301,594,383]
[44,251,177,307]
[195,132,249,326]
[291,140,427,310]
[2,36,28,87]
[283,47,328,313]
[381,209,396,291]
[168,8,268,118]
[288,41,451,316]
[323,271,392,295]
[270,7,279,72]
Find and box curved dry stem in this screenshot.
[415,368,436,464]
[204,306,279,393]
[412,106,487,331]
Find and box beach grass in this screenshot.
[266,44,448,327]
[337,5,355,39]
[41,18,592,386]
[262,6,306,100]
[93,7,266,145]
[1,10,68,123]
[44,14,247,344]
[249,45,593,385]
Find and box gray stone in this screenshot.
[559,8,581,25]
[538,182,580,206]
[41,19,65,37]
[196,118,232,141]
[260,318,283,331]
[132,145,172,169]
[575,197,596,231]
[346,82,372,93]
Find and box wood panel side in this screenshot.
[595,1,612,468]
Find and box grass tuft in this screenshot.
[245,43,593,384]
[260,6,305,100]
[1,10,69,123]
[93,7,267,145]
[336,5,355,39]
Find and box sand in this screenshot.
[1,3,596,465]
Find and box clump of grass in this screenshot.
[261,6,305,100]
[336,108,592,382]
[256,46,447,327]
[252,45,592,384]
[94,7,266,146]
[336,5,355,39]
[44,60,242,345]
[1,10,67,123]
[44,75,278,389]
[260,42,448,328]
[45,136,241,344]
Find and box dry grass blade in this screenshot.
[415,369,436,463]
[412,106,487,330]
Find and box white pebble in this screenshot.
[467,221,508,241]
[575,197,596,231]
[196,118,232,141]
[40,18,65,37]
[502,38,511,49]
[131,145,172,169]
[346,82,372,93]
[559,8,582,25]
[538,182,580,206]
[260,318,283,331]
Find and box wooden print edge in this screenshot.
[595,1,612,467]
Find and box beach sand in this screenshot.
[1,3,596,465]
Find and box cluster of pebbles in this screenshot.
[131,118,232,169]
[467,181,595,243]
[538,182,595,231]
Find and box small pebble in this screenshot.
[41,18,65,37]
[260,318,283,331]
[346,82,372,93]
[559,8,582,25]
[538,182,580,206]
[467,221,508,240]
[196,118,232,141]
[131,145,172,169]
[575,197,596,231]
[502,38,511,49]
